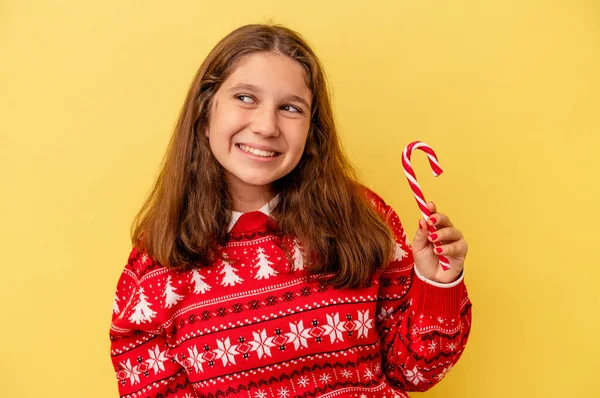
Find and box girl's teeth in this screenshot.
[239,144,277,157]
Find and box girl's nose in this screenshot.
[250,107,280,137]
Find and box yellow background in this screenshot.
[1,1,598,397]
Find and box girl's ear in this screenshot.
[204,127,210,138]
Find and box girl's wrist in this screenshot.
[414,265,464,287]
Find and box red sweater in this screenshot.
[109,193,472,397]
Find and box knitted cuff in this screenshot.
[411,268,466,317]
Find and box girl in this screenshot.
[110,24,471,398]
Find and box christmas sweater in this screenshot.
[109,192,472,398]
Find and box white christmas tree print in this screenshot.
[163,275,183,308]
[254,247,277,280]
[128,287,157,324]
[113,293,120,315]
[220,259,243,287]
[405,236,412,248]
[292,239,305,270]
[393,242,409,260]
[191,269,211,294]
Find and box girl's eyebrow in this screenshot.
[228,83,311,109]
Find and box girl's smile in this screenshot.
[235,143,282,159]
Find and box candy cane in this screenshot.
[402,141,450,271]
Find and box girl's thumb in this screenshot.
[412,219,429,251]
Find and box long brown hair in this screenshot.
[131,23,395,288]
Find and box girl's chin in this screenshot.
[228,173,278,188]
[240,178,277,187]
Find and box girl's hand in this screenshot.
[411,201,468,284]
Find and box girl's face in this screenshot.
[205,52,312,202]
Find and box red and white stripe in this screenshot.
[402,141,450,271]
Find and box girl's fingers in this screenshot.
[427,227,463,243]
[427,212,454,228]
[426,201,437,214]
[433,239,469,257]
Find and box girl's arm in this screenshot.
[370,192,472,391]
[109,247,197,397]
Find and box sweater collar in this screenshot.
[227,194,280,233]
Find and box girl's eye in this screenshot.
[236,95,255,104]
[282,104,302,114]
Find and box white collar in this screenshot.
[227,194,280,233]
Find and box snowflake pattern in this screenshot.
[164,310,384,370]
[286,320,311,350]
[297,375,310,387]
[254,390,268,398]
[119,359,141,385]
[145,345,168,374]
[249,329,275,359]
[354,310,374,338]
[411,324,420,337]
[323,313,345,343]
[435,364,453,380]
[427,341,437,353]
[377,306,394,321]
[374,363,381,373]
[341,369,352,378]
[214,337,238,366]
[403,366,427,385]
[319,373,331,384]
[187,345,205,372]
